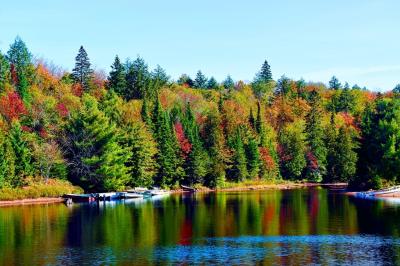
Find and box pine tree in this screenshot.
[203,113,228,187]
[249,108,255,129]
[0,130,16,188]
[246,136,261,179]
[206,76,218,90]
[181,103,209,185]
[0,52,10,91]
[107,55,126,96]
[123,122,158,187]
[193,70,207,89]
[255,60,273,83]
[63,94,131,191]
[223,75,234,90]
[255,102,262,134]
[305,91,327,181]
[278,121,307,180]
[125,56,150,100]
[329,76,341,90]
[150,65,169,98]
[326,126,358,182]
[177,74,194,87]
[141,97,152,126]
[9,122,34,186]
[72,46,93,90]
[6,37,32,98]
[338,84,354,113]
[228,127,248,181]
[152,98,184,186]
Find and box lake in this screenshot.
[0,188,399,265]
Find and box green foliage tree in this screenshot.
[0,130,16,188]
[278,121,307,180]
[107,55,126,96]
[72,46,93,90]
[152,98,184,186]
[64,94,131,191]
[206,76,218,90]
[9,122,34,186]
[326,126,358,182]
[329,76,341,90]
[193,70,207,89]
[6,37,32,98]
[0,52,10,90]
[125,56,150,99]
[123,122,158,187]
[177,74,194,87]
[203,113,228,187]
[223,75,234,90]
[228,127,248,182]
[305,91,327,181]
[245,136,261,178]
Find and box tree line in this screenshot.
[0,37,399,192]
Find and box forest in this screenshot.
[0,37,399,194]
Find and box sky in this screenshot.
[1,0,399,91]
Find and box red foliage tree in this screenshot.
[56,103,69,117]
[174,121,192,158]
[259,147,276,170]
[0,91,27,122]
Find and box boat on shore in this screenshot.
[181,185,197,192]
[354,186,400,199]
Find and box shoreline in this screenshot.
[0,182,348,207]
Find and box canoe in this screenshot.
[62,194,96,203]
[181,185,196,192]
[120,192,143,199]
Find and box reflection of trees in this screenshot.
[0,190,399,264]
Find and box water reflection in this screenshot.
[0,188,399,265]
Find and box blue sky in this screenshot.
[1,0,399,90]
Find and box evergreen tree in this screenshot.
[249,108,255,129]
[255,101,262,135]
[206,76,218,90]
[278,121,307,180]
[125,56,150,100]
[223,75,234,90]
[72,46,93,90]
[141,97,152,126]
[123,122,158,187]
[152,98,184,186]
[107,55,126,96]
[193,70,207,89]
[0,130,16,188]
[63,94,131,191]
[203,113,228,187]
[305,91,327,181]
[255,60,273,83]
[150,65,169,97]
[181,103,209,185]
[228,127,248,181]
[177,74,194,87]
[9,122,34,186]
[6,37,32,98]
[0,52,10,90]
[329,76,341,90]
[338,84,354,113]
[327,126,358,182]
[245,136,261,178]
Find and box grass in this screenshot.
[0,178,83,201]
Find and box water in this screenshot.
[0,188,399,265]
